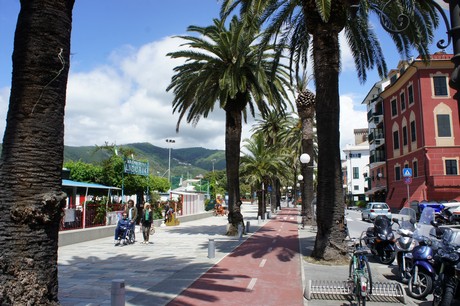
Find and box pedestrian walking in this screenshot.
[125,199,138,241]
[141,203,153,244]
[233,200,245,234]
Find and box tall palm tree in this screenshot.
[166,15,291,233]
[295,73,316,226]
[222,0,440,260]
[0,1,75,304]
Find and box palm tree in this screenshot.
[295,73,316,226]
[0,1,75,304]
[166,15,291,233]
[240,133,287,219]
[222,0,440,260]
[251,110,293,211]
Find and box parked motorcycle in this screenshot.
[407,207,440,300]
[435,202,460,225]
[393,207,417,283]
[432,228,460,306]
[364,215,396,264]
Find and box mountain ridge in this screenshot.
[63,142,226,178]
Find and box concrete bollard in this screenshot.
[246,221,250,233]
[258,216,261,224]
[238,224,243,240]
[111,279,125,306]
[208,238,215,258]
[267,211,271,219]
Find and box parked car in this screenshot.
[361,202,392,221]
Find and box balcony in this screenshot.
[370,150,386,163]
[367,109,384,123]
[374,138,385,147]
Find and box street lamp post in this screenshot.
[297,174,303,209]
[287,186,292,207]
[299,153,311,226]
[166,139,175,192]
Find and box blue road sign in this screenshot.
[403,168,412,177]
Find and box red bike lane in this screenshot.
[168,208,304,306]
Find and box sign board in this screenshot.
[404,177,412,185]
[403,168,412,177]
[124,158,149,176]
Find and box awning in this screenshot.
[365,186,386,196]
[62,179,121,229]
[62,179,121,190]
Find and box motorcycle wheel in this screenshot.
[408,270,433,300]
[397,260,409,284]
[378,250,395,265]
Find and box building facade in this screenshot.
[362,77,391,202]
[343,129,370,206]
[370,52,460,210]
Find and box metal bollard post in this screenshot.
[246,221,250,233]
[258,216,261,224]
[267,211,271,219]
[238,224,243,239]
[111,279,125,306]
[208,238,215,258]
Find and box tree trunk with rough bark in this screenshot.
[0,1,74,304]
[310,21,348,261]
[224,98,243,235]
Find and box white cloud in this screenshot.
[64,36,233,149]
[0,35,369,155]
[339,93,368,154]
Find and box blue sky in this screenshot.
[0,1,450,152]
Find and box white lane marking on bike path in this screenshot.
[259,259,267,268]
[246,278,257,291]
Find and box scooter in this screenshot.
[407,207,443,300]
[364,215,396,264]
[393,207,417,283]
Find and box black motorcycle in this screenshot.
[432,228,460,306]
[364,215,396,264]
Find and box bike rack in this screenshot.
[304,280,406,304]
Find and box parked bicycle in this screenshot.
[348,233,373,306]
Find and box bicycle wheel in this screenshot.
[357,290,366,306]
[359,256,373,295]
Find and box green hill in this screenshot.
[63,142,225,179]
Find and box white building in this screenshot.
[343,129,370,205]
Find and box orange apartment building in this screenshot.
[366,52,460,210]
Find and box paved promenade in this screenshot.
[59,203,264,306]
[58,203,444,306]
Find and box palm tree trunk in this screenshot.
[311,26,348,260]
[225,101,242,234]
[0,1,74,304]
[274,178,281,211]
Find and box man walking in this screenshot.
[125,199,138,242]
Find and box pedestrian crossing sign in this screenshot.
[403,168,412,177]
